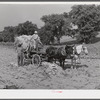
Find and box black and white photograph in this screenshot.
[0,1,100,92]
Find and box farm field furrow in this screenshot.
[0,42,100,89]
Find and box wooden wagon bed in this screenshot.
[23,48,48,67]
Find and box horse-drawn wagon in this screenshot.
[15,34,88,69]
[23,48,47,67]
[14,34,48,67]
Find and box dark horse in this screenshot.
[46,45,74,69]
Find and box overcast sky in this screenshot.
[0,4,73,31]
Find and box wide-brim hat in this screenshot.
[34,31,38,34]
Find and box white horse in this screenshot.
[71,43,88,68]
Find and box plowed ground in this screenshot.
[0,41,100,89]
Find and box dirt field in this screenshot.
[0,36,100,89]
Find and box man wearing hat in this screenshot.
[32,31,43,51]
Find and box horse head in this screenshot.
[75,43,88,55]
[65,44,75,56]
[82,45,88,55]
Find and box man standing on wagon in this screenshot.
[32,31,43,52]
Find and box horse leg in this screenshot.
[71,58,74,69]
[60,60,62,66]
[61,60,65,69]
[62,59,65,69]
[59,60,62,67]
[76,55,81,64]
[74,59,76,69]
[78,56,81,64]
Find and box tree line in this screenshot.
[1,4,100,44]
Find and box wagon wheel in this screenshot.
[32,54,41,67]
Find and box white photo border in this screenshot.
[0,1,100,99]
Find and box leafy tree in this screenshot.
[1,26,15,42]
[69,5,100,43]
[15,21,38,36]
[0,21,38,42]
[62,12,74,37]
[38,24,55,45]
[41,14,65,44]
